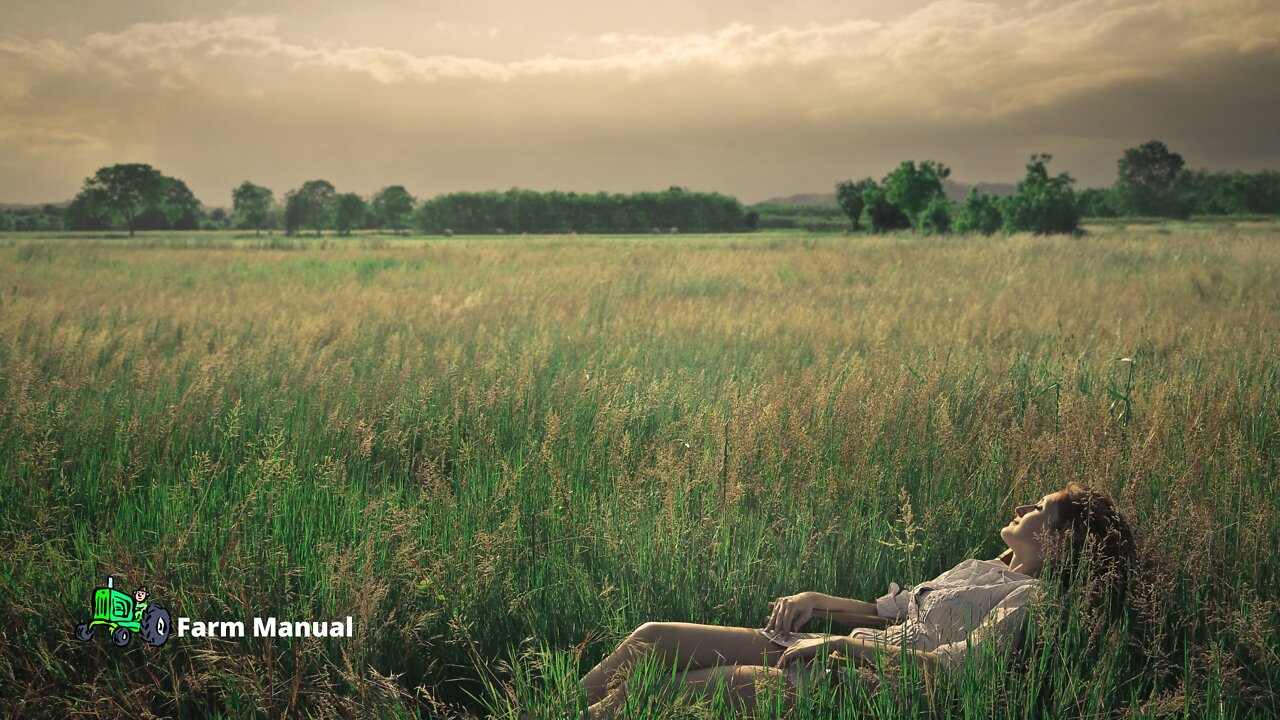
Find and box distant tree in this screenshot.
[744,209,759,230]
[267,202,285,232]
[1003,154,1079,235]
[835,179,872,231]
[284,194,305,236]
[953,189,1004,235]
[916,196,954,234]
[859,181,912,233]
[65,187,112,231]
[208,208,229,229]
[1115,140,1188,217]
[232,181,274,235]
[158,177,202,230]
[334,193,367,236]
[413,188,743,234]
[884,160,951,230]
[129,174,202,231]
[284,180,335,236]
[1217,170,1280,215]
[0,212,14,232]
[80,163,167,236]
[1076,187,1119,218]
[372,185,415,233]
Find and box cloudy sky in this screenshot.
[1,0,1278,205]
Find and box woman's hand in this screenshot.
[774,637,850,669]
[765,592,816,636]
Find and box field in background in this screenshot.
[1,227,1277,718]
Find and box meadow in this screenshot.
[0,224,1277,718]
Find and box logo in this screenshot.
[74,576,172,648]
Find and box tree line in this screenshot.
[1,167,749,236]
[833,154,1079,236]
[1,140,1276,235]
[832,140,1280,236]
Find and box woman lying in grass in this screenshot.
[579,482,1136,718]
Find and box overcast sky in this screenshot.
[2,0,1278,205]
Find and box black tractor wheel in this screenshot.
[140,605,172,647]
[75,623,93,642]
[112,627,131,647]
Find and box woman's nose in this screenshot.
[1014,504,1034,518]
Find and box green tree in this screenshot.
[835,179,872,231]
[953,189,1004,235]
[884,160,951,230]
[1076,187,1119,218]
[232,181,274,235]
[133,175,201,231]
[916,196,954,234]
[1003,154,1080,235]
[159,177,202,230]
[334,193,367,236]
[1115,140,1187,217]
[372,185,415,234]
[284,180,335,236]
[284,194,305,236]
[80,163,167,236]
[859,181,912,233]
[65,187,112,231]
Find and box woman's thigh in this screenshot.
[628,622,783,670]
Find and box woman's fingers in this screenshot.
[768,598,788,634]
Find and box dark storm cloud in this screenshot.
[0,0,1277,204]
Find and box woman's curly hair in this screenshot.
[1044,482,1138,617]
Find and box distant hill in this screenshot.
[0,201,68,211]
[760,179,1016,206]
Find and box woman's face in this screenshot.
[1000,490,1067,558]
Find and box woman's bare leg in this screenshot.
[580,623,783,705]
[586,664,794,719]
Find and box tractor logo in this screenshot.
[74,576,172,648]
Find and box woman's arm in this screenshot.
[767,592,885,632]
[801,592,878,617]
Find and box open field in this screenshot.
[1,226,1277,718]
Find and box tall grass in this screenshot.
[0,228,1277,718]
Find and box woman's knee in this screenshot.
[727,666,793,710]
[729,665,756,692]
[630,621,672,644]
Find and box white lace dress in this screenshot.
[760,558,1040,690]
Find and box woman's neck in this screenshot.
[1007,550,1044,577]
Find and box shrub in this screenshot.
[1002,154,1080,235]
[916,196,954,234]
[954,189,1004,235]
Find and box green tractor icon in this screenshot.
[74,576,171,648]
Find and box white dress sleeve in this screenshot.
[875,581,911,621]
[930,583,1038,672]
